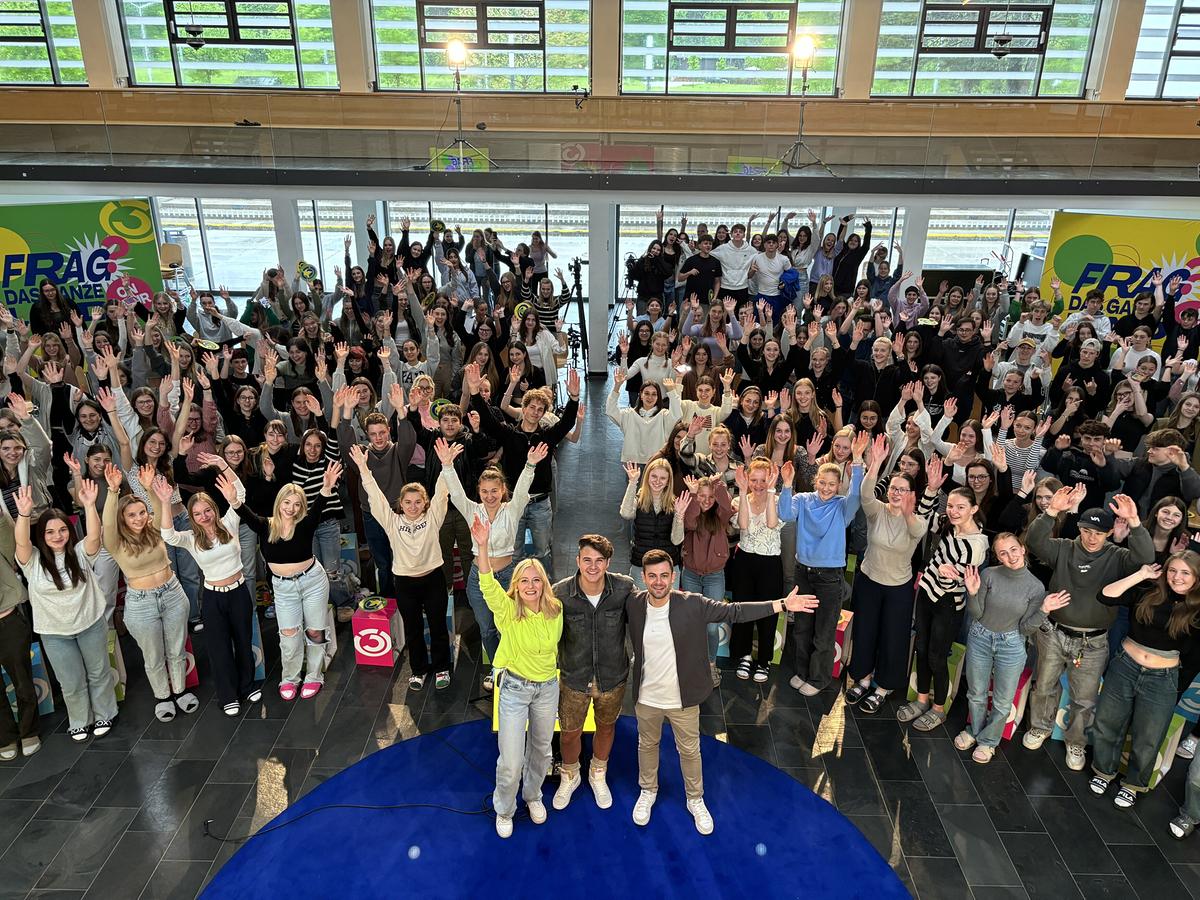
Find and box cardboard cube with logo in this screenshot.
[831,609,855,679]
[183,636,200,689]
[907,641,967,712]
[352,596,403,667]
[3,641,55,717]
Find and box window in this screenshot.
[872,0,1097,96]
[118,1,337,88]
[1009,208,1053,269]
[370,0,589,91]
[199,198,278,290]
[925,208,1017,269]
[621,0,841,94]
[154,197,211,290]
[1128,0,1200,98]
[0,1,85,84]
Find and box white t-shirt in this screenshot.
[20,544,108,637]
[585,592,601,608]
[711,242,757,291]
[749,251,792,298]
[639,600,682,709]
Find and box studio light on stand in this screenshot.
[770,34,836,177]
[419,39,500,171]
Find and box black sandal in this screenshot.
[844,682,870,705]
[859,691,886,715]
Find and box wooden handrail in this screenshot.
[2,88,1196,140]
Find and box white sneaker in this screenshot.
[589,767,612,809]
[632,789,657,826]
[552,772,581,810]
[1177,736,1197,760]
[687,797,715,835]
[495,814,513,838]
[1022,728,1051,750]
[1065,744,1087,771]
[527,799,547,824]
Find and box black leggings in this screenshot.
[913,587,963,706]
[201,582,256,704]
[729,548,783,667]
[396,568,449,676]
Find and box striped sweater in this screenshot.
[917,527,989,610]
[292,434,344,523]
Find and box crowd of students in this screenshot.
[0,210,1197,847]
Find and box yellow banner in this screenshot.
[1043,211,1200,320]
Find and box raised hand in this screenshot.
[1041,591,1071,613]
[1109,493,1139,524]
[926,455,947,493]
[75,479,97,509]
[322,460,343,493]
[152,474,174,503]
[348,443,370,471]
[526,442,550,466]
[780,460,795,488]
[625,462,641,483]
[963,565,981,595]
[215,471,240,506]
[105,462,126,492]
[470,513,491,545]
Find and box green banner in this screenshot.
[1,198,162,323]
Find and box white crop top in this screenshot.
[161,505,244,584]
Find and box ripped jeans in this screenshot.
[272,564,330,686]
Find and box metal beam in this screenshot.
[1090,0,1147,101]
[838,0,883,99]
[5,164,1199,199]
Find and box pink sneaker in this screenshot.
[300,681,323,700]
[279,682,298,701]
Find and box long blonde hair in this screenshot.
[188,491,234,552]
[636,458,676,514]
[268,484,307,543]
[502,558,562,621]
[115,495,163,555]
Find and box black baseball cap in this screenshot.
[1078,508,1114,533]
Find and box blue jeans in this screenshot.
[313,518,342,577]
[494,671,559,818]
[965,621,1027,749]
[41,617,118,731]
[239,523,259,587]
[169,510,202,620]
[1091,650,1179,792]
[467,560,512,663]
[1184,753,1200,824]
[681,568,725,662]
[122,576,190,700]
[513,496,553,579]
[362,508,395,598]
[272,565,330,686]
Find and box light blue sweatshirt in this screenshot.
[778,465,864,568]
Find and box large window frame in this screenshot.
[873,0,1099,97]
[116,0,337,90]
[0,0,84,85]
[370,0,590,92]
[1128,0,1200,99]
[620,0,842,96]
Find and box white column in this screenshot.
[330,0,374,92]
[900,204,931,276]
[271,197,305,276]
[350,199,381,264]
[586,200,616,377]
[836,0,883,99]
[590,0,621,96]
[73,0,127,87]
[1090,0,1148,101]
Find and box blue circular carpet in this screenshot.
[203,717,907,899]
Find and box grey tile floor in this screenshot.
[1,382,1198,899]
